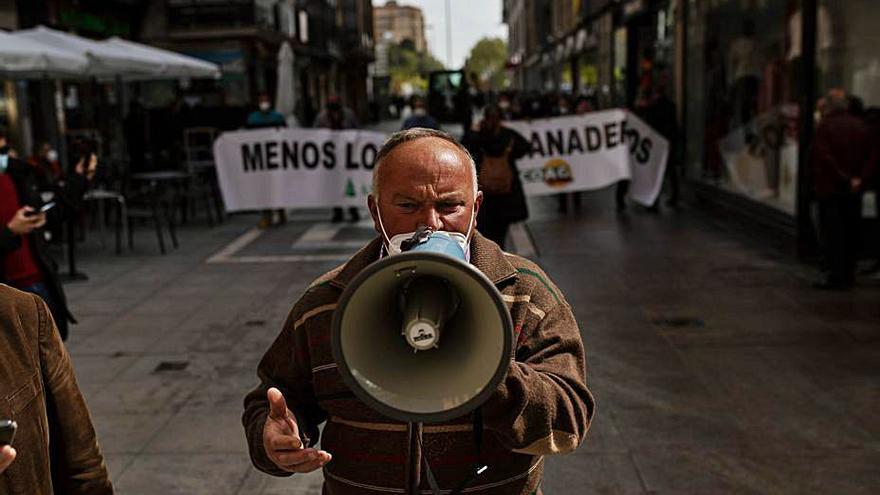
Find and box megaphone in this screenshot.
[331,228,513,424]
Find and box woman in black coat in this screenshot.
[461,104,531,249]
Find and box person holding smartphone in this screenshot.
[0,284,113,493]
[0,129,93,341]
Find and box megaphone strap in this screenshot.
[419,408,488,495]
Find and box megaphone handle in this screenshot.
[406,422,423,495]
[413,410,490,495]
[448,408,487,495]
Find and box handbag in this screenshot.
[479,143,514,194]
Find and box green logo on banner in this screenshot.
[345,178,356,197]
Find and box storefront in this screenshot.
[684,0,802,216]
[683,0,879,251]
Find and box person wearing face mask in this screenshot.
[0,130,93,341]
[247,92,288,129]
[246,92,288,229]
[401,95,440,131]
[243,127,593,495]
[27,142,63,182]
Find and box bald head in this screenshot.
[372,128,478,199]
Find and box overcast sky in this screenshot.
[372,0,508,69]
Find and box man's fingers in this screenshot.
[267,388,288,420]
[278,450,331,473]
[274,448,317,467]
[32,214,47,228]
[270,434,303,451]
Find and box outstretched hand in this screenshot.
[262,387,331,473]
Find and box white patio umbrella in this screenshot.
[101,37,220,80]
[14,25,161,78]
[0,30,88,77]
[275,41,297,123]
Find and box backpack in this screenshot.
[479,143,514,194]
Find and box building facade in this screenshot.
[373,0,425,53]
[141,0,373,126]
[505,0,879,255]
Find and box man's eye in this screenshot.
[396,203,418,210]
[438,203,462,213]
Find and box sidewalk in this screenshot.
[60,190,878,494]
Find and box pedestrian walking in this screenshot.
[461,104,531,249]
[242,128,592,494]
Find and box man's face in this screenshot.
[368,137,482,242]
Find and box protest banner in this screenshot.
[213,111,668,210]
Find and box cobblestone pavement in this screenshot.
[58,184,878,494]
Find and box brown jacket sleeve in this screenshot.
[482,296,594,456]
[242,299,328,476]
[36,295,113,494]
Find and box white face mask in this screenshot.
[46,149,59,162]
[259,101,271,111]
[376,202,475,258]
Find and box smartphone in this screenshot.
[24,202,55,217]
[0,420,16,446]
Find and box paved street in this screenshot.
[59,189,878,494]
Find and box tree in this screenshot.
[387,42,445,94]
[464,37,509,91]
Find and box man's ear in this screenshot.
[472,190,483,232]
[367,194,382,235]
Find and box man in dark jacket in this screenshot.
[0,129,91,340]
[811,89,875,289]
[243,128,593,494]
[461,105,531,248]
[0,284,113,493]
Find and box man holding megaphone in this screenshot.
[243,128,594,494]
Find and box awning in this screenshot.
[102,37,221,80]
[0,30,89,77]
[14,25,160,78]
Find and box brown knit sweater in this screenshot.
[243,233,594,494]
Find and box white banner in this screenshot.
[504,109,669,206]
[213,110,669,211]
[213,128,386,212]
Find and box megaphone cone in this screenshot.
[331,231,513,424]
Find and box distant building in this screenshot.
[373,0,425,53]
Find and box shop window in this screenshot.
[686,0,802,214]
